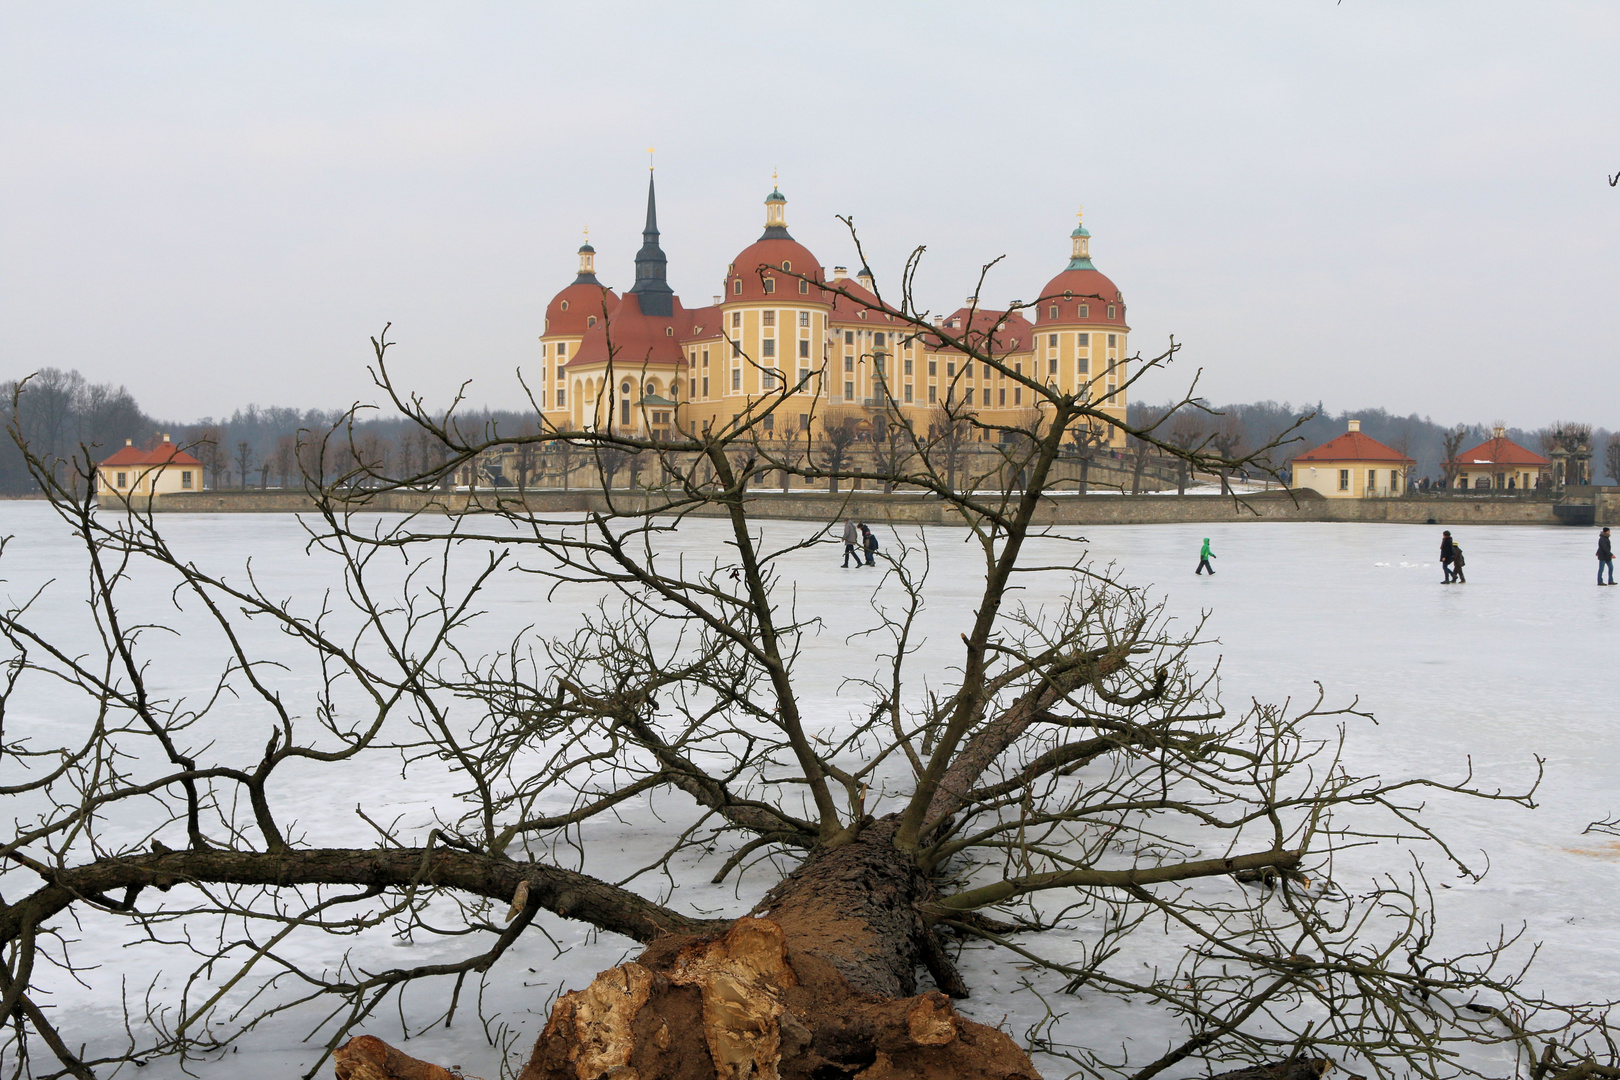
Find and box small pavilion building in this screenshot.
[1449,427,1549,491]
[1289,420,1414,498]
[96,435,204,502]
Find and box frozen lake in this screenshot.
[1,501,1615,1078]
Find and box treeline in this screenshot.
[0,369,542,495]
[1127,400,1619,485]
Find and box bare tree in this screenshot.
[187,424,228,489]
[1166,409,1208,494]
[233,439,255,490]
[1443,425,1471,489]
[817,408,861,493]
[1209,413,1246,495]
[1605,435,1620,488]
[0,257,1612,1080]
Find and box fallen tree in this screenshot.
[1,251,1615,1080]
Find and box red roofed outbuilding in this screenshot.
[1448,427,1549,491]
[96,435,205,502]
[1290,420,1415,498]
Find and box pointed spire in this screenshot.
[1067,206,1094,271]
[629,170,674,316]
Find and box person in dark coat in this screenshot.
[859,523,879,567]
[1450,543,1466,584]
[841,519,858,568]
[1599,527,1614,586]
[1439,530,1455,583]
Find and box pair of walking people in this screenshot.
[1439,530,1466,584]
[840,519,879,568]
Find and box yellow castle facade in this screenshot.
[536,176,1131,447]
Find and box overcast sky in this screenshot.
[2,2,1617,428]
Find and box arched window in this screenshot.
[1108,304,1117,319]
[733,279,742,295]
[560,300,569,311]
[763,278,776,294]
[798,279,809,295]
[645,381,656,397]
[1049,305,1058,319]
[587,316,596,328]
[620,382,632,426]
[665,326,673,336]
[782,261,792,271]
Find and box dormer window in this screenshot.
[1108,304,1117,319]
[858,310,866,319]
[733,279,742,295]
[587,316,597,328]
[1064,290,1073,300]
[560,300,569,311]
[665,326,674,336]
[763,278,776,294]
[1049,305,1058,319]
[782,261,791,272]
[1079,304,1089,318]
[798,279,809,295]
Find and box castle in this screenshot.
[537,174,1130,448]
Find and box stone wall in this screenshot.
[133,487,1611,527]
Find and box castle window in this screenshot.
[762,339,776,358]
[733,279,742,295]
[798,279,809,294]
[702,348,710,366]
[1049,357,1058,374]
[732,311,741,328]
[782,261,791,272]
[1049,306,1058,319]
[763,278,776,294]
[903,358,912,375]
[557,388,566,407]
[691,378,698,397]
[1077,333,1088,347]
[762,310,775,326]
[181,471,193,489]
[874,332,885,347]
[928,385,937,403]
[844,330,854,344]
[1079,304,1089,318]
[844,355,854,372]
[1108,334,1117,348]
[1049,334,1058,348]
[844,381,854,401]
[116,471,127,488]
[646,381,656,396]
[561,300,569,311]
[965,388,974,404]
[702,377,709,396]
[1077,357,1089,374]
[999,389,1006,406]
[587,316,597,328]
[1014,388,1021,405]
[762,369,776,389]
[665,326,673,336]
[732,369,741,390]
[799,339,810,358]
[928,360,936,376]
[1064,290,1073,300]
[946,362,955,377]
[798,311,809,327]
[557,342,567,357]
[1108,305,1117,319]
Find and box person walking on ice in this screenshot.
[841,519,858,568]
[860,523,880,567]
[1440,530,1455,583]
[1196,537,1217,576]
[1599,527,1614,586]
[1450,542,1466,584]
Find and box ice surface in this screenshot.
[1,502,1616,1078]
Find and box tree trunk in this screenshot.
[520,824,1035,1080]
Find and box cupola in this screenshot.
[761,180,791,241]
[573,229,599,285]
[1068,208,1094,271]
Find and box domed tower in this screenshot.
[700,184,830,419]
[1033,208,1130,445]
[540,230,618,425]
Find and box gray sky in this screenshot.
[2,2,1617,428]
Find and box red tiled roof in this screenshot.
[726,238,824,304]
[923,308,1035,354]
[1034,268,1127,328]
[544,282,619,338]
[569,292,687,368]
[99,440,203,468]
[1451,437,1549,468]
[826,279,902,325]
[1293,431,1415,464]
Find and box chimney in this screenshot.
[932,316,944,327]
[1347,420,1361,433]
[832,266,848,281]
[124,438,133,446]
[1493,424,1505,439]
[162,433,172,442]
[713,295,722,306]
[966,295,978,306]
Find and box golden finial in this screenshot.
[648,147,655,171]
[583,225,589,242]
[773,166,779,187]
[1076,205,1084,224]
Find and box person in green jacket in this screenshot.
[1196,537,1216,575]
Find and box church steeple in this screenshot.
[628,169,674,316]
[1067,207,1095,271]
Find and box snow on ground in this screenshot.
[1,502,1616,1078]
